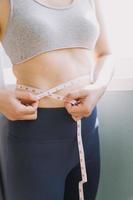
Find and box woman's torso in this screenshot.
[0,0,99,107]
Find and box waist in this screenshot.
[16,74,93,108]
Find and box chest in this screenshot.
[13,0,99,37]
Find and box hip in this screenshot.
[7,106,99,143]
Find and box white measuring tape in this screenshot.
[16,74,92,200]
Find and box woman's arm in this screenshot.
[92,0,116,89]
[0,0,6,89]
[0,1,40,120]
[63,0,116,120]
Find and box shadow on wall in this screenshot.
[0,91,133,200]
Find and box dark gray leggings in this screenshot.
[1,106,100,200]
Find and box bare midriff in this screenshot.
[13,48,95,108]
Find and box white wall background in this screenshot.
[101,0,133,79]
[103,0,133,58]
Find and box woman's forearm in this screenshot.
[92,54,116,89]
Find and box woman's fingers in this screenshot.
[8,98,38,121]
[15,90,39,105]
[12,101,38,120]
[18,101,39,120]
[64,101,90,116]
[31,101,39,109]
[0,89,40,121]
[18,111,38,120]
[13,98,37,113]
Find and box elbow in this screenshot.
[95,51,116,66]
[95,50,113,59]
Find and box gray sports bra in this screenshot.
[1,0,100,65]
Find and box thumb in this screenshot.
[15,90,39,102]
[32,101,39,109]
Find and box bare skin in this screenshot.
[0,0,114,121]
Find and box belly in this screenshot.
[13,48,95,107]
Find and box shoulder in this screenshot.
[0,0,10,40]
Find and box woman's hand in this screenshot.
[0,89,40,121]
[63,83,106,121]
